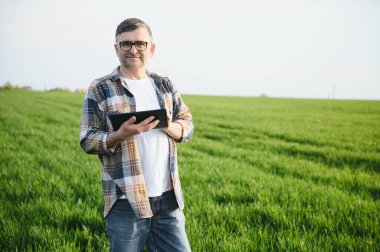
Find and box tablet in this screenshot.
[109,109,168,131]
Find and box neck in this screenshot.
[119,66,146,80]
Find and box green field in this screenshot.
[1,90,379,251]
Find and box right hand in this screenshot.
[106,116,159,149]
[116,116,159,140]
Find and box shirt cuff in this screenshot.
[102,132,115,154]
[175,121,185,143]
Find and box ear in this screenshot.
[114,43,119,54]
[149,42,156,58]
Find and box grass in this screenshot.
[0,90,379,251]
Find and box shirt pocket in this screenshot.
[105,95,131,131]
[105,95,130,114]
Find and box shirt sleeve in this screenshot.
[167,78,194,143]
[79,83,115,155]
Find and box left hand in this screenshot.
[161,115,182,141]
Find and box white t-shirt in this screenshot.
[120,76,172,197]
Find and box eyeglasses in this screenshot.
[116,41,149,51]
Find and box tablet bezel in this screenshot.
[109,109,168,131]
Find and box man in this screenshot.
[80,18,193,251]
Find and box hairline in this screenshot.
[115,27,153,43]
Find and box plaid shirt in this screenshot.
[80,67,194,218]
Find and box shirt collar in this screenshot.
[110,66,157,82]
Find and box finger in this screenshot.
[140,120,160,133]
[138,116,155,126]
[150,119,160,128]
[122,116,136,127]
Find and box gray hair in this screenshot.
[115,18,153,42]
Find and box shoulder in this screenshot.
[147,71,174,93]
[148,71,169,83]
[94,67,120,89]
[86,68,121,102]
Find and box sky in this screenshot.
[0,0,379,99]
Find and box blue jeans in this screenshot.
[105,190,191,252]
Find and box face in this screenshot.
[114,27,155,70]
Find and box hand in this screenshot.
[117,116,159,139]
[106,116,159,148]
[161,115,182,141]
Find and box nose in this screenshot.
[129,44,138,54]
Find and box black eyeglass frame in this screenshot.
[116,41,150,51]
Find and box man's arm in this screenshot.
[161,120,183,142]
[79,87,111,154]
[161,78,194,143]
